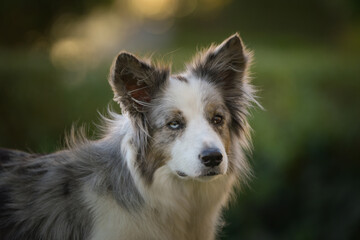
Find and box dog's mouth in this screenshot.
[176,171,188,177]
[176,170,220,178]
[202,171,219,177]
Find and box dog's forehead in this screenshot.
[163,74,222,118]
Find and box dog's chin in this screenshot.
[175,169,224,181]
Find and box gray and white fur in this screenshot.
[0,33,257,240]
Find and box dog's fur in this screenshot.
[0,33,257,240]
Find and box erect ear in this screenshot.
[109,52,169,115]
[190,33,254,136]
[190,33,251,87]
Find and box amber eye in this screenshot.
[168,120,182,130]
[212,115,223,125]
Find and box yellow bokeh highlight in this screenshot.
[128,0,178,20]
[50,38,91,70]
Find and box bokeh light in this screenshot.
[128,0,178,20]
[48,0,231,72]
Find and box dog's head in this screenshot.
[109,33,254,183]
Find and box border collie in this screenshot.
[0,33,257,240]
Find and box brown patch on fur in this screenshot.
[137,147,169,184]
[174,75,188,83]
[204,103,232,157]
[137,110,186,184]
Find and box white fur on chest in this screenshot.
[85,190,130,240]
[85,167,235,240]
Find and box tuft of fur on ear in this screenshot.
[190,33,251,85]
[190,33,256,136]
[109,52,169,116]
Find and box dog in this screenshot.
[0,33,257,240]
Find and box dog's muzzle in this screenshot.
[176,148,224,179]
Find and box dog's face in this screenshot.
[109,33,253,183]
[149,75,231,179]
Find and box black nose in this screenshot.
[199,148,223,167]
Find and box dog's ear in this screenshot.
[109,52,169,115]
[190,33,251,87]
[191,33,254,135]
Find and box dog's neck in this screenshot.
[126,146,236,240]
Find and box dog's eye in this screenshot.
[212,115,223,125]
[168,120,182,130]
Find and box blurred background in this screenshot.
[0,0,359,239]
